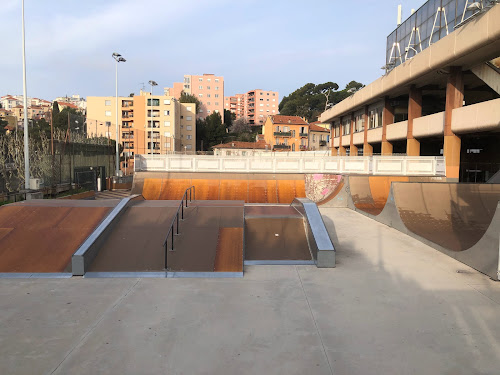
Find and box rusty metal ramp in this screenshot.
[244,205,314,265]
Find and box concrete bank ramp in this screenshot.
[363,182,500,280]
[0,200,117,274]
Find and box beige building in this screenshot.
[87,91,196,173]
[224,89,279,126]
[308,123,330,151]
[165,73,224,122]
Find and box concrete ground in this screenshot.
[0,208,499,374]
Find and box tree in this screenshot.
[199,112,226,149]
[346,80,364,93]
[224,109,235,128]
[179,91,202,110]
[52,101,60,118]
[278,81,363,121]
[230,117,250,134]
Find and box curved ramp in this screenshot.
[350,176,409,215]
[363,182,500,280]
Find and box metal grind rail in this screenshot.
[163,186,196,269]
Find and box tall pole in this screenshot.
[150,86,153,155]
[115,59,119,176]
[21,0,30,190]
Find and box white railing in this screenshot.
[134,154,446,176]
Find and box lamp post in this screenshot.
[112,52,126,176]
[148,80,158,155]
[21,0,29,190]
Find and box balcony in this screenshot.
[274,144,291,150]
[122,101,133,107]
[299,145,308,151]
[274,131,291,137]
[299,132,308,137]
[319,140,327,146]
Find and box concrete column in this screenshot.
[363,106,372,156]
[407,85,422,156]
[338,117,346,156]
[382,97,394,155]
[350,113,358,156]
[444,66,464,181]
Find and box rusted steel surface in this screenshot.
[219,180,248,201]
[88,205,179,272]
[395,183,500,251]
[0,205,110,272]
[213,228,244,272]
[160,179,192,200]
[244,205,300,218]
[192,179,220,200]
[245,217,311,260]
[277,180,298,204]
[350,176,409,215]
[142,178,163,200]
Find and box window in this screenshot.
[273,99,276,102]
[214,110,219,113]
[215,94,219,98]
[164,110,170,116]
[186,125,192,130]
[186,116,192,121]
[166,142,171,149]
[164,132,171,137]
[207,78,211,82]
[260,109,263,112]
[164,121,170,126]
[105,111,111,117]
[215,102,219,105]
[207,86,210,90]
[242,151,247,156]
[267,93,269,95]
[207,94,211,98]
[198,94,203,97]
[215,79,219,82]
[226,151,231,156]
[105,100,111,106]
[260,98,263,101]
[186,106,192,111]
[164,99,171,105]
[313,134,316,142]
[267,99,269,101]
[187,135,192,140]
[199,108,203,113]
[199,78,203,82]
[147,98,160,106]
[105,121,111,127]
[207,102,211,105]
[199,85,203,89]
[215,86,219,90]
[260,104,264,106]
[273,93,275,96]
[260,92,263,95]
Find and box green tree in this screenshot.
[179,91,202,109]
[279,81,362,122]
[203,112,226,149]
[224,109,235,128]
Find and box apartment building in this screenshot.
[165,73,224,122]
[11,105,51,126]
[308,123,330,151]
[262,115,309,151]
[224,89,279,126]
[87,91,196,172]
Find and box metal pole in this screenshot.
[115,60,119,176]
[21,0,30,190]
[150,86,153,155]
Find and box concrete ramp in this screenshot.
[0,200,116,274]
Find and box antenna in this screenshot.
[139,82,145,91]
[397,4,402,25]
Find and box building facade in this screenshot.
[320,1,500,182]
[87,91,196,173]
[263,115,309,151]
[165,73,224,122]
[224,89,279,126]
[308,123,330,151]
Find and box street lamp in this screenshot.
[112,52,126,176]
[148,80,158,155]
[21,0,29,190]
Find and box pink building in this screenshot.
[224,89,279,126]
[165,73,224,122]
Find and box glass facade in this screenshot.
[386,0,485,69]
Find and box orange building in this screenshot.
[263,115,309,152]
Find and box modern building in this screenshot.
[320,0,500,182]
[224,89,279,126]
[165,73,224,122]
[86,91,196,173]
[308,123,330,151]
[262,115,309,151]
[212,140,271,156]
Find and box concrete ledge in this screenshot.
[167,272,244,278]
[0,273,72,279]
[292,198,335,268]
[71,195,138,276]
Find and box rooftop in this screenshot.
[270,115,308,126]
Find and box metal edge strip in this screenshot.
[244,260,316,265]
[0,273,73,279]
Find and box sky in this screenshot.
[0,0,425,101]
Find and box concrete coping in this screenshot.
[72,195,139,276]
[291,198,335,268]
